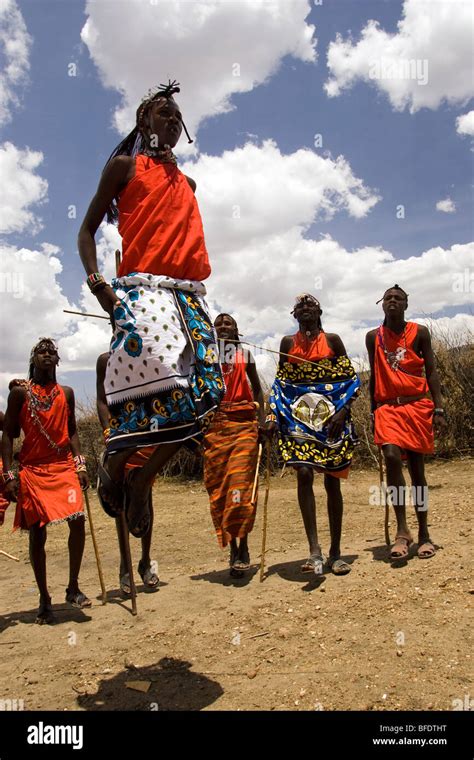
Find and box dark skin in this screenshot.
[277,300,353,568]
[96,353,157,589]
[78,97,196,526]
[365,288,447,558]
[2,345,90,623]
[213,315,266,571]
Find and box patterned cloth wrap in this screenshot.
[269,356,360,473]
[104,273,225,453]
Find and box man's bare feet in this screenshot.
[65,587,92,608]
[35,597,55,625]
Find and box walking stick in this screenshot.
[83,488,107,604]
[0,550,19,562]
[378,446,391,546]
[259,438,271,582]
[250,444,263,506]
[114,249,138,616]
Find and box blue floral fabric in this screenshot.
[104,273,224,453]
[269,356,360,473]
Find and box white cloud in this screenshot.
[436,197,456,214]
[456,110,474,136]
[325,0,474,113]
[0,0,31,125]
[0,142,48,234]
[81,0,316,153]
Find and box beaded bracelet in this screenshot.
[103,427,111,443]
[74,455,86,466]
[265,413,277,424]
[1,470,16,484]
[86,273,107,293]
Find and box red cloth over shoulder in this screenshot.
[117,155,211,281]
[222,351,253,404]
[288,331,335,363]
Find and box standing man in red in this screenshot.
[366,285,447,560]
[2,338,90,624]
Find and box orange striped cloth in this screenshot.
[203,400,258,548]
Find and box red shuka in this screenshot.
[221,351,253,404]
[374,322,434,454]
[117,155,211,281]
[289,331,335,363]
[14,383,84,530]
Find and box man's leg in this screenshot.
[138,500,159,587]
[66,517,91,607]
[406,451,435,557]
[296,466,322,571]
[124,443,181,536]
[29,523,54,624]
[324,474,351,574]
[383,444,413,557]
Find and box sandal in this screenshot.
[301,553,324,575]
[138,559,159,589]
[120,572,131,595]
[124,469,151,539]
[232,547,250,571]
[390,535,413,560]
[327,556,351,575]
[65,588,92,609]
[417,540,436,559]
[97,453,124,518]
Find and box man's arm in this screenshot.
[63,386,89,489]
[279,336,293,367]
[417,326,447,431]
[245,353,265,428]
[325,333,346,358]
[96,354,110,431]
[2,386,26,502]
[365,330,377,414]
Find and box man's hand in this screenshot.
[94,285,121,321]
[327,408,347,442]
[77,471,90,491]
[4,479,19,503]
[434,412,448,435]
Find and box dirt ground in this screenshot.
[0,459,472,712]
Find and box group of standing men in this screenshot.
[1,81,447,623]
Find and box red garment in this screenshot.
[14,383,84,530]
[221,351,253,404]
[374,322,434,454]
[117,154,211,281]
[289,331,335,363]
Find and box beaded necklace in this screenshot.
[26,381,69,454]
[377,324,408,372]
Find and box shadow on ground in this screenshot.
[77,657,224,711]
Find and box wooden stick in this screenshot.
[0,549,19,562]
[83,489,107,604]
[113,248,137,616]
[259,438,271,582]
[63,309,109,321]
[250,444,263,506]
[378,446,391,546]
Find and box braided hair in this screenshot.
[103,80,193,223]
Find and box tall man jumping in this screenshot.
[366,285,447,560]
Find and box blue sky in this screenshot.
[0,0,473,403]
